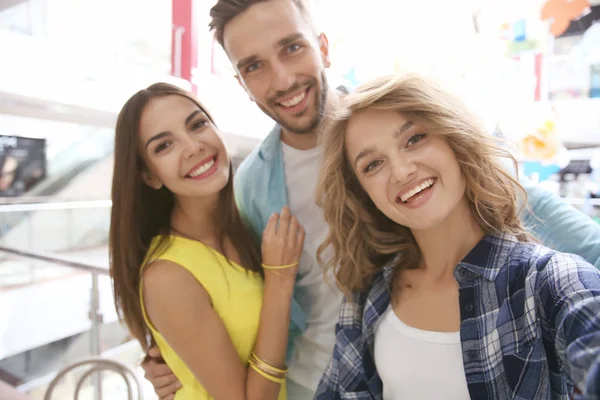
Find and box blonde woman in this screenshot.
[314,74,600,399]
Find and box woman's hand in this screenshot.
[261,206,304,282]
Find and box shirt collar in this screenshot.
[375,232,518,286]
[457,233,518,281]
[258,124,282,161]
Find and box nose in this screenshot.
[390,155,416,184]
[181,135,203,159]
[270,60,295,92]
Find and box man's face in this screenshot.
[223,0,331,134]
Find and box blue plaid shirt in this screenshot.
[315,234,600,400]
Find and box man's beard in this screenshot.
[257,71,329,135]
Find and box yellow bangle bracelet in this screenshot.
[249,363,285,384]
[261,262,299,270]
[250,352,288,375]
[248,358,286,380]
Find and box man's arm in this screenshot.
[536,252,600,397]
[523,179,600,269]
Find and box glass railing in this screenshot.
[0,244,152,400]
[0,200,111,254]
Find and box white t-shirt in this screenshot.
[374,306,471,400]
[281,142,343,391]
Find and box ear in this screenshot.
[235,74,255,103]
[318,33,331,68]
[142,170,163,190]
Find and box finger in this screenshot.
[263,212,279,239]
[151,373,179,390]
[148,346,162,359]
[288,216,299,241]
[296,225,305,251]
[144,361,175,379]
[156,379,182,398]
[160,395,175,400]
[278,206,291,236]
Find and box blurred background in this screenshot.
[0,0,598,398]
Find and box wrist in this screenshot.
[264,276,295,296]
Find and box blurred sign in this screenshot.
[540,0,591,37]
[0,135,46,197]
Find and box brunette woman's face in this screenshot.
[138,95,230,198]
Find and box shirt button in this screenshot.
[464,303,474,312]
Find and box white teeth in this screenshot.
[280,91,306,107]
[400,178,435,203]
[189,159,215,177]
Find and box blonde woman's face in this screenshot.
[345,108,466,231]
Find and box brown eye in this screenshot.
[363,160,383,173]
[154,141,172,154]
[191,119,208,131]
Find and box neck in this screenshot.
[280,86,339,150]
[170,192,220,241]
[411,198,485,280]
[280,128,318,150]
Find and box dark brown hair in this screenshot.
[209,0,309,47]
[109,83,261,350]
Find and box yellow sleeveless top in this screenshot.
[140,235,286,400]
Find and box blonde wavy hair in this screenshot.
[316,73,533,296]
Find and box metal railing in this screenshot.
[43,358,143,400]
[0,200,112,213]
[0,244,110,400]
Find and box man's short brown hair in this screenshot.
[209,0,310,48]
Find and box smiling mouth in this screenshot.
[275,87,310,108]
[185,155,217,178]
[397,178,437,204]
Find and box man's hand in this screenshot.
[141,346,182,399]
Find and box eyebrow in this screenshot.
[235,33,305,71]
[145,110,203,150]
[185,110,202,126]
[353,147,376,169]
[278,32,304,47]
[394,120,414,138]
[236,55,258,71]
[352,121,415,168]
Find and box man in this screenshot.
[142,1,600,399]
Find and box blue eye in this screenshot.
[407,134,427,147]
[246,62,261,73]
[286,43,301,53]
